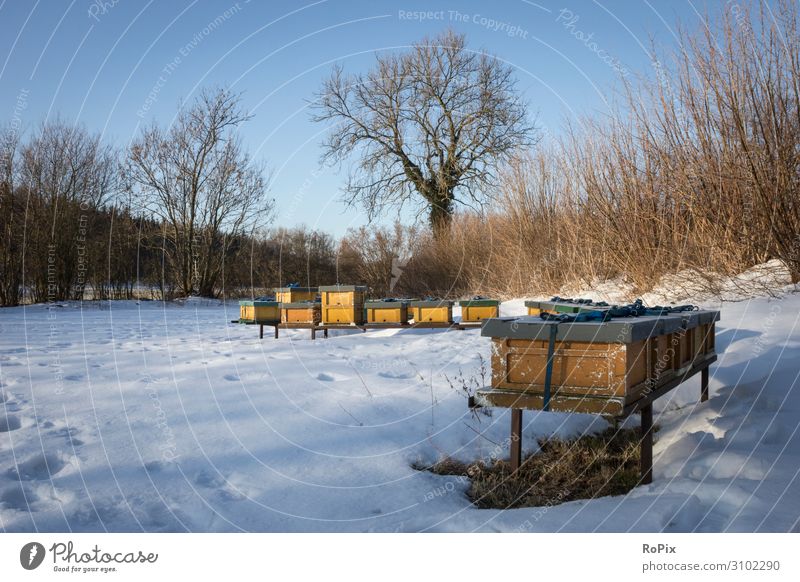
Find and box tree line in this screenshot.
[0,89,341,306]
[2,1,799,306]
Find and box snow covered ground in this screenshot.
[1,293,799,532]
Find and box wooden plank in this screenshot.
[474,389,625,416]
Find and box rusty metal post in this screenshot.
[640,403,653,484]
[259,324,263,339]
[701,366,709,402]
[510,409,523,473]
[543,323,558,411]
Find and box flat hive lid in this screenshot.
[460,299,499,307]
[239,300,279,307]
[481,310,720,343]
[274,287,317,293]
[365,300,409,308]
[319,285,368,292]
[410,300,454,308]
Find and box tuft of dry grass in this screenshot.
[415,427,652,509]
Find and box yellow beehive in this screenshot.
[274,287,318,303]
[280,302,321,325]
[319,285,367,324]
[365,300,409,324]
[524,300,541,316]
[410,300,453,323]
[459,299,499,322]
[239,300,280,323]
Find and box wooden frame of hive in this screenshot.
[459,299,500,322]
[410,300,453,323]
[475,311,719,418]
[319,285,367,324]
[364,300,409,324]
[239,300,280,323]
[274,287,318,303]
[280,302,321,325]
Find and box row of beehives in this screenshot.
[239,285,500,325]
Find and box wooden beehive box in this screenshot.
[274,287,318,303]
[280,302,321,325]
[365,300,409,324]
[319,285,367,324]
[410,300,453,323]
[459,298,499,322]
[476,311,719,417]
[239,300,280,323]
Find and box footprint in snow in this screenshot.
[194,470,224,488]
[144,460,172,474]
[316,372,349,382]
[0,347,27,355]
[378,371,415,380]
[223,374,240,382]
[0,414,21,432]
[49,426,85,447]
[8,452,68,480]
[0,482,39,511]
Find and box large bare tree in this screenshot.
[126,89,273,297]
[312,29,535,232]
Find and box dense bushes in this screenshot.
[366,1,800,299]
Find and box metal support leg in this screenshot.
[543,324,558,411]
[640,403,653,485]
[311,327,316,340]
[510,409,522,473]
[701,366,709,402]
[324,329,329,338]
[274,325,279,339]
[259,324,263,339]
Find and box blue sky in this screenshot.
[0,0,718,236]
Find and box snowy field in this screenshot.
[1,293,799,532]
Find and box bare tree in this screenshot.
[312,29,535,232]
[126,88,273,297]
[20,120,119,301]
